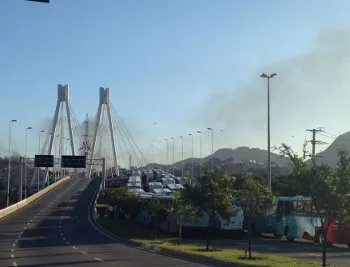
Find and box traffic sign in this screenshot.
[35,155,54,168]
[61,155,86,168]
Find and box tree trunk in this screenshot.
[155,215,158,240]
[248,215,252,259]
[206,217,212,251]
[178,213,182,245]
[322,222,330,267]
[322,233,326,267]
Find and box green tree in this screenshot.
[145,196,168,240]
[278,144,350,267]
[181,168,235,251]
[169,191,198,244]
[234,177,273,259]
[105,187,141,221]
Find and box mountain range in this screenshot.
[174,131,350,168]
[314,131,350,167]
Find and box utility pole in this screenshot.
[306,128,327,166]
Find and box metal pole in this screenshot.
[197,131,202,178]
[38,130,44,192]
[7,120,16,207]
[260,72,276,191]
[312,129,316,167]
[188,134,194,180]
[164,139,168,172]
[24,127,32,199]
[102,157,106,191]
[38,134,41,192]
[267,77,271,191]
[207,128,214,171]
[171,137,175,175]
[180,136,184,177]
[19,157,24,201]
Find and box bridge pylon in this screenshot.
[89,87,119,178]
[44,84,76,183]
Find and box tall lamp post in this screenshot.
[171,137,175,175]
[179,136,184,177]
[188,133,194,179]
[158,140,162,169]
[164,138,169,172]
[207,128,214,171]
[24,126,32,200]
[197,131,202,178]
[37,130,44,192]
[260,72,277,191]
[7,119,17,207]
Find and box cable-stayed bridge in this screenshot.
[27,84,147,191]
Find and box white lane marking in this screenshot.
[72,246,77,250]
[66,241,70,245]
[27,222,30,226]
[80,251,87,254]
[11,254,14,258]
[94,257,103,262]
[12,244,16,247]
[30,219,33,222]
[11,249,14,253]
[24,226,27,230]
[13,262,17,266]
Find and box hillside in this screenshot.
[175,146,291,167]
[315,131,350,167]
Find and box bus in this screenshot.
[273,196,321,241]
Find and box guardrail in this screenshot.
[0,176,71,220]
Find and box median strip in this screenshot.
[96,217,346,267]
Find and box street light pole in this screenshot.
[188,133,194,180]
[23,126,32,200]
[179,136,184,177]
[7,119,17,207]
[197,131,202,178]
[171,137,175,175]
[158,140,162,169]
[260,72,277,191]
[38,130,44,192]
[164,138,168,172]
[207,128,214,171]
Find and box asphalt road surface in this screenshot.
[0,177,208,267]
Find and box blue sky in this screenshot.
[1,0,350,166]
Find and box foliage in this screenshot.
[169,190,198,243]
[183,169,191,178]
[181,167,235,250]
[104,187,141,221]
[144,196,168,239]
[233,176,273,259]
[277,143,350,267]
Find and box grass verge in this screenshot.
[97,217,346,267]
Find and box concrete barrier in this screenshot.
[0,176,71,219]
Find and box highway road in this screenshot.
[0,177,208,267]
